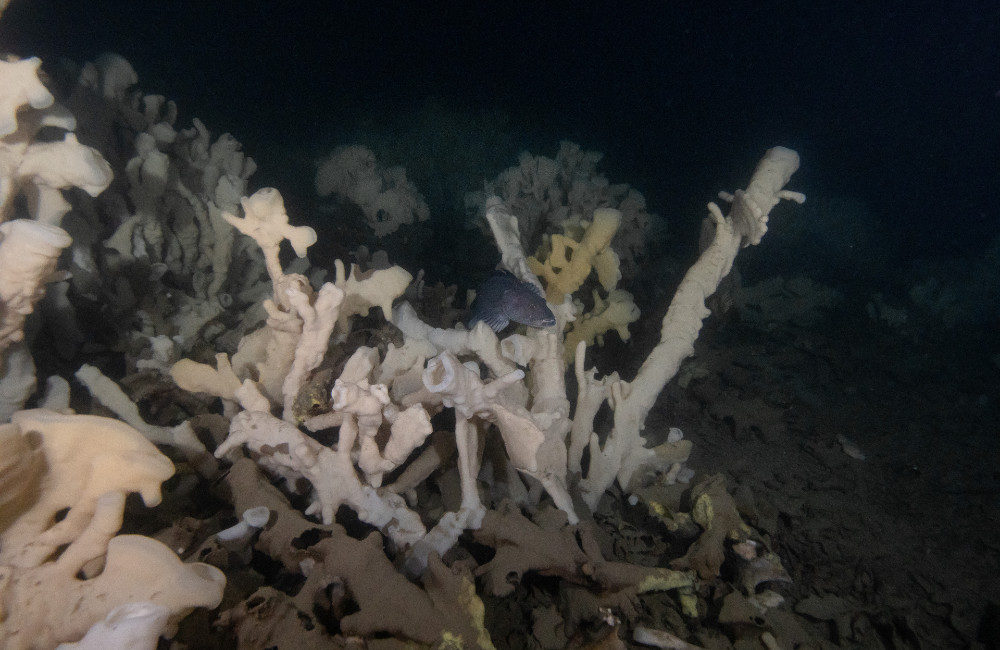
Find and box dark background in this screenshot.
[1,0,997,264]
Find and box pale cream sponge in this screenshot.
[0,410,225,649]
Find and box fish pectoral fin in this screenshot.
[485,313,510,332]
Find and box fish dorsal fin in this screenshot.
[524,279,545,299]
[496,268,545,299]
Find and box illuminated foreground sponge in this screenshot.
[0,410,225,649]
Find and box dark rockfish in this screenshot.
[467,270,556,332]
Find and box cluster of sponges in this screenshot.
[526,206,641,360]
[315,144,430,237]
[0,409,224,649]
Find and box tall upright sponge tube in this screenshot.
[593,147,805,498]
[633,146,804,410]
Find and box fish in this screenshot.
[467,269,556,332]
